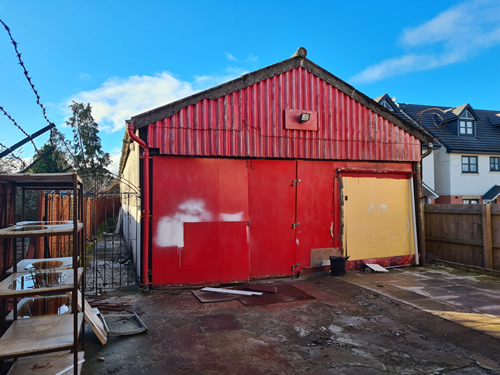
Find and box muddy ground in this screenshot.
[82,273,500,375]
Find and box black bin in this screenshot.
[330,256,349,276]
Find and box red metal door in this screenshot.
[295,161,336,268]
[248,160,296,277]
[217,159,250,283]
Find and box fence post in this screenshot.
[482,204,493,269]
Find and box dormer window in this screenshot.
[459,109,475,136]
[380,100,394,111]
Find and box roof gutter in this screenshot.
[126,121,151,287]
[421,142,433,159]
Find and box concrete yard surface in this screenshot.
[82,265,500,374]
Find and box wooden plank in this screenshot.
[425,206,482,215]
[7,351,84,375]
[483,204,494,269]
[66,290,107,345]
[426,236,483,247]
[0,313,83,358]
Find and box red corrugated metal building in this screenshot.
[119,48,433,287]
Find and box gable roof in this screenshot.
[374,94,400,113]
[128,48,432,144]
[396,102,500,154]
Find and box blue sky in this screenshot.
[1,0,499,173]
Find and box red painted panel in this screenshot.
[151,157,218,285]
[219,222,249,283]
[151,156,250,285]
[296,161,336,269]
[181,222,220,283]
[218,159,249,222]
[284,109,318,131]
[152,222,219,285]
[152,245,177,285]
[147,67,421,161]
[248,160,296,277]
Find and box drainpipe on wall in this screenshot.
[415,142,434,265]
[127,121,151,287]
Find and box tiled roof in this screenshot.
[483,185,500,200]
[488,114,500,126]
[397,103,500,154]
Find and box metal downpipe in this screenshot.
[127,123,151,287]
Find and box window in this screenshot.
[459,109,475,136]
[490,157,500,171]
[463,199,479,204]
[381,101,393,111]
[462,156,478,173]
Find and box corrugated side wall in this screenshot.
[147,67,420,161]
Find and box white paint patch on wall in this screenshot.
[155,199,213,248]
[368,203,388,213]
[219,212,244,221]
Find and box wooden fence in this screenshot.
[424,204,499,270]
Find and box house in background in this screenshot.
[375,94,500,204]
[120,49,432,287]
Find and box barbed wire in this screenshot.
[0,18,53,127]
[0,18,78,170]
[0,140,25,167]
[0,105,42,155]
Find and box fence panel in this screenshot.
[425,204,499,270]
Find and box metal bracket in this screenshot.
[292,222,300,229]
[291,263,300,272]
[292,179,301,186]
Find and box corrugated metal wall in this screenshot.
[147,67,420,161]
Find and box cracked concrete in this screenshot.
[81,264,500,374]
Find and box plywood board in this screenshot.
[343,177,414,260]
[0,313,83,358]
[7,351,84,375]
[310,248,341,266]
[67,290,107,345]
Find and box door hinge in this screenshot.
[292,179,301,187]
[292,222,300,229]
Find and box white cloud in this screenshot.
[225,52,238,61]
[192,67,248,90]
[351,0,500,84]
[67,67,248,134]
[68,72,196,133]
